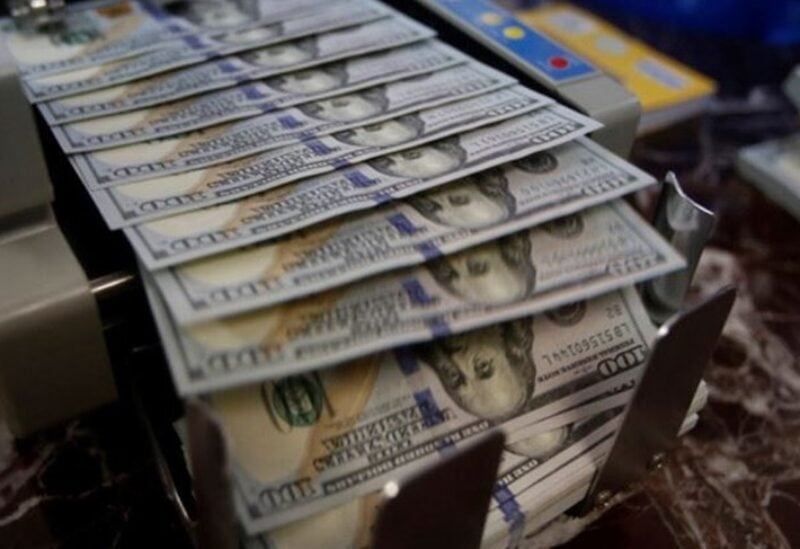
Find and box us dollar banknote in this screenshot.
[22,1,389,102]
[0,0,196,77]
[242,389,707,546]
[60,61,517,157]
[157,199,680,332]
[40,41,465,129]
[150,140,652,322]
[239,408,619,545]
[182,288,656,530]
[166,0,337,35]
[2,0,338,77]
[76,85,543,189]
[123,109,602,269]
[154,197,669,323]
[737,134,800,222]
[483,395,706,549]
[28,16,434,113]
[484,417,617,549]
[144,201,679,393]
[490,409,619,515]
[85,86,552,221]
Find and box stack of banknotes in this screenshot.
[2,0,702,545]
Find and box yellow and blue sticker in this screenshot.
[431,0,597,83]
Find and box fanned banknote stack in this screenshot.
[1,0,702,546]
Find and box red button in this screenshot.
[549,56,570,69]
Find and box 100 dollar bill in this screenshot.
[1,0,195,77]
[146,205,680,393]
[154,160,658,322]
[192,288,655,531]
[158,201,683,324]
[485,420,616,549]
[3,0,338,77]
[63,61,516,159]
[77,85,543,189]
[35,16,434,117]
[483,398,705,548]
[123,109,602,269]
[243,390,706,545]
[42,41,465,133]
[241,408,618,544]
[166,0,335,36]
[88,86,554,226]
[22,1,389,102]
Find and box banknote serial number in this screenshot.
[539,322,632,367]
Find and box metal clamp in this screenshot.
[642,172,716,324]
[581,285,736,512]
[186,399,238,549]
[371,431,505,549]
[0,30,116,438]
[8,0,65,30]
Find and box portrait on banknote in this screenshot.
[217,24,283,46]
[333,115,424,147]
[367,138,467,178]
[172,0,250,29]
[506,408,619,461]
[415,319,536,420]
[544,300,587,326]
[506,424,570,459]
[426,232,536,304]
[298,88,389,122]
[240,38,318,68]
[541,212,585,239]
[513,150,559,174]
[265,65,348,94]
[407,168,517,229]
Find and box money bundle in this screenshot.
[3,0,696,544]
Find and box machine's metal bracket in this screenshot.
[371,431,505,549]
[184,398,504,549]
[643,172,716,324]
[7,0,65,30]
[581,285,736,512]
[0,26,116,437]
[186,399,237,549]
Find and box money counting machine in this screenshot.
[0,0,733,547]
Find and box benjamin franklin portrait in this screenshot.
[333,115,424,148]
[367,138,467,179]
[407,167,516,229]
[240,38,318,69]
[542,212,585,239]
[417,318,536,420]
[508,409,620,459]
[513,151,559,174]
[175,0,249,29]
[426,232,536,305]
[265,64,348,94]
[217,24,282,46]
[506,425,570,460]
[297,88,389,123]
[545,300,586,327]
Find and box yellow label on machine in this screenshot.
[517,3,716,113]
